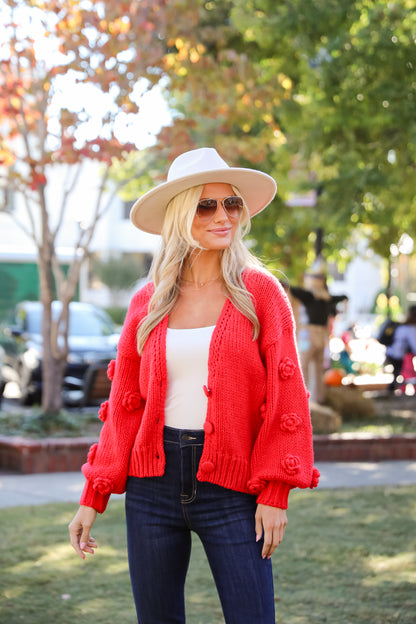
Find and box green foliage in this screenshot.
[230,0,416,262]
[93,255,144,293]
[104,306,128,326]
[110,149,167,203]
[341,415,416,434]
[0,410,99,438]
[1,395,414,438]
[133,0,416,278]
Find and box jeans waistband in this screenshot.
[163,426,205,446]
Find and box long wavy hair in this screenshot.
[136,184,264,353]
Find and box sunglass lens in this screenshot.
[197,199,217,219]
[223,196,244,216]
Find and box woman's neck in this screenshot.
[181,251,222,287]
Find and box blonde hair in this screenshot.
[137,184,263,353]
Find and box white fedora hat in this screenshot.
[130,147,277,234]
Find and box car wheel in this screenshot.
[20,388,39,406]
[19,363,41,406]
[20,379,40,406]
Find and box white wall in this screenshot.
[0,160,160,305]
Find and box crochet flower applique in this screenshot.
[278,357,296,379]
[87,443,98,464]
[310,467,320,489]
[282,454,301,475]
[107,359,116,381]
[122,391,142,412]
[93,477,113,496]
[98,400,109,422]
[280,412,302,433]
[248,477,267,495]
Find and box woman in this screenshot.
[385,305,416,392]
[290,261,348,404]
[69,147,319,624]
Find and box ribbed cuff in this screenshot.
[79,480,110,514]
[256,480,291,509]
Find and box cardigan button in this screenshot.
[203,385,212,398]
[204,421,214,434]
[200,460,215,473]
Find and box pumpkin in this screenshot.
[324,368,345,386]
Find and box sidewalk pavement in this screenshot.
[1,461,416,508]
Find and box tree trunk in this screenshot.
[37,189,69,415]
[38,250,68,414]
[41,342,67,414]
[23,165,116,415]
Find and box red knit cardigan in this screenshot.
[80,268,319,513]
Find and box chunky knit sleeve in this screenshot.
[79,286,151,513]
[247,271,319,509]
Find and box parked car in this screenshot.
[0,301,120,405]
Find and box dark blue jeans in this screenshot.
[125,427,275,624]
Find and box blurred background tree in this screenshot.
[0,0,177,413]
[93,254,146,306]
[119,0,415,280]
[230,0,416,265]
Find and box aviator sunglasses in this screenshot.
[196,195,244,221]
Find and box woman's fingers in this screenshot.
[68,522,86,559]
[68,506,98,559]
[262,526,282,559]
[255,514,263,543]
[80,535,98,555]
[255,504,288,559]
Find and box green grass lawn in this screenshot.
[1,485,415,623]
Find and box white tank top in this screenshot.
[164,325,215,429]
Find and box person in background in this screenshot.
[385,305,416,393]
[69,147,319,624]
[290,259,348,404]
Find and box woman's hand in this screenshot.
[68,505,98,560]
[255,504,287,559]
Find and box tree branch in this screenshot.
[60,167,129,305]
[52,161,85,239]
[5,208,38,244]
[22,193,41,245]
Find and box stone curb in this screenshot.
[0,435,97,473]
[313,432,416,462]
